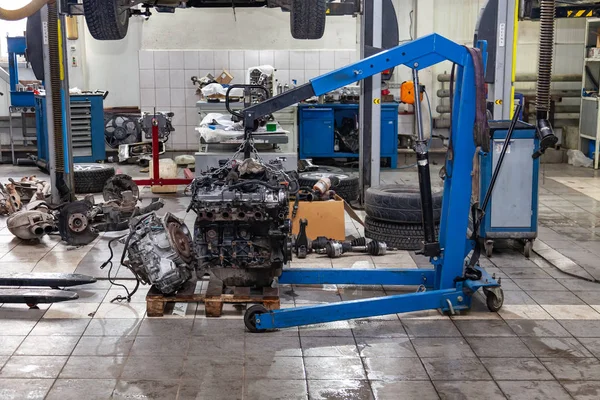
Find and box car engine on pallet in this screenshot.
[122,158,296,294]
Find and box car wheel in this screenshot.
[74,164,116,194]
[83,0,130,40]
[290,0,326,40]
[364,216,440,251]
[365,185,443,224]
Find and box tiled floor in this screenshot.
[0,164,600,399]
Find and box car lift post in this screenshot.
[359,0,383,200]
[43,0,75,203]
[240,33,503,332]
[475,0,518,119]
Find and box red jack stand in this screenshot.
[133,117,194,188]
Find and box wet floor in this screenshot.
[0,163,599,399]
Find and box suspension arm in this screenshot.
[242,33,475,127]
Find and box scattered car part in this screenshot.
[365,185,443,224]
[59,177,165,246]
[103,174,140,202]
[7,209,54,240]
[58,201,98,246]
[364,215,440,251]
[0,183,22,215]
[74,164,116,194]
[298,170,359,202]
[10,176,51,203]
[104,114,141,148]
[123,212,195,294]
[294,219,310,259]
[325,239,387,258]
[140,111,174,141]
[118,141,167,165]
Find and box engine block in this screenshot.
[190,178,292,287]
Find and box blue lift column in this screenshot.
[240,34,503,332]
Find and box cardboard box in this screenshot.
[289,195,345,241]
[216,70,234,85]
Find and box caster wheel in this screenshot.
[244,304,269,333]
[523,241,532,259]
[484,240,493,258]
[26,302,39,309]
[484,288,504,312]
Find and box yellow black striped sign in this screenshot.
[566,9,594,17]
[373,98,381,105]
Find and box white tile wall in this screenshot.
[139,70,155,89]
[198,51,214,70]
[184,51,198,70]
[169,51,184,69]
[169,70,185,89]
[154,70,170,89]
[139,48,356,150]
[229,51,244,70]
[244,51,259,70]
[154,51,170,70]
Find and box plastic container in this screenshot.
[149,158,178,193]
[589,141,596,160]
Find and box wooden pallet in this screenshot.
[146,278,280,317]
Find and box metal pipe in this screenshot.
[0,0,49,21]
[435,104,580,114]
[411,67,437,252]
[437,73,580,82]
[436,89,580,98]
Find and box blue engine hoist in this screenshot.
[236,33,527,332]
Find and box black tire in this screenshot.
[298,170,359,202]
[74,164,116,194]
[290,0,327,40]
[364,216,439,251]
[365,185,443,224]
[83,0,130,41]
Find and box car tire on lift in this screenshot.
[365,185,443,224]
[364,215,440,251]
[298,170,359,202]
[74,164,115,194]
[290,0,327,39]
[83,0,130,40]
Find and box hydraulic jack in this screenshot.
[238,33,504,332]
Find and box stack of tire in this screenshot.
[364,185,443,250]
[298,167,360,202]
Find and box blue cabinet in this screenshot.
[35,94,106,165]
[298,103,398,168]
